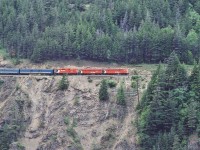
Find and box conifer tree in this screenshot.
[99,79,109,101]
[116,83,126,106]
[172,134,181,150]
[58,75,69,90]
[188,63,200,102]
[187,98,197,132]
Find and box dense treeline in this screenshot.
[0,0,200,63]
[136,52,200,149]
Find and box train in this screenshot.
[0,68,129,75]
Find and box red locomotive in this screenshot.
[55,68,79,75]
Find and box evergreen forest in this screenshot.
[0,0,200,63]
[136,52,200,149]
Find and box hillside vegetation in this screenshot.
[0,0,200,63]
[137,52,200,149]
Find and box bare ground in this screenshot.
[0,58,152,150]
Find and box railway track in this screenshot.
[0,74,130,77]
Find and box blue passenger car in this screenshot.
[0,68,20,75]
[19,69,54,75]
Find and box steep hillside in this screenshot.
[0,59,151,150]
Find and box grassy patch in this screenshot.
[133,64,159,72]
[132,63,193,73]
[12,58,21,65]
[0,48,9,60]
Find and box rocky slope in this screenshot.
[0,58,151,150]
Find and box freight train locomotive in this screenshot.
[0,68,129,75]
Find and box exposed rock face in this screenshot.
[0,72,146,150]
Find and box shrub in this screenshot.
[16,84,21,90]
[64,116,70,125]
[0,79,4,86]
[131,75,140,80]
[131,81,137,89]
[73,97,80,106]
[88,76,93,83]
[67,126,77,139]
[17,142,25,150]
[72,118,78,127]
[107,80,117,88]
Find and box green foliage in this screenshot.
[131,80,137,89]
[0,79,4,87]
[172,134,181,150]
[67,126,77,138]
[49,135,57,142]
[116,83,126,106]
[187,97,197,133]
[12,58,21,65]
[186,51,194,65]
[107,80,117,88]
[99,79,109,101]
[0,48,9,60]
[64,115,82,149]
[58,75,69,90]
[131,75,140,81]
[15,83,21,90]
[73,96,80,106]
[142,84,146,89]
[72,118,78,127]
[17,142,25,150]
[0,0,199,64]
[64,116,70,126]
[67,126,83,150]
[0,98,26,150]
[136,52,195,149]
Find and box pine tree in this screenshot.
[58,75,69,90]
[188,63,200,102]
[187,98,197,133]
[99,79,109,101]
[172,134,181,150]
[116,83,126,106]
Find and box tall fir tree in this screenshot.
[99,79,109,101]
[116,83,126,106]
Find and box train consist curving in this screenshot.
[0,68,129,75]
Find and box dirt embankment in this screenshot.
[0,58,152,150]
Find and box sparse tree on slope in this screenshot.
[59,75,69,90]
[116,83,126,106]
[99,79,109,101]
